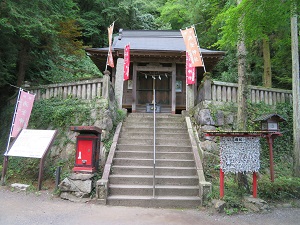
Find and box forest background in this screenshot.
[1,0,300,208]
[1,0,299,106]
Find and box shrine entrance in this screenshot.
[131,62,177,113]
[136,71,171,112]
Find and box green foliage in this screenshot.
[31,51,102,84]
[214,0,290,48]
[157,0,190,29]
[0,0,83,86]
[247,102,293,161]
[258,176,300,200]
[0,97,113,185]
[29,97,92,128]
[212,0,295,88]
[204,100,296,211]
[4,157,41,185]
[102,109,127,152]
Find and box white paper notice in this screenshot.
[6,129,57,158]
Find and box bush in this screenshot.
[258,176,300,200]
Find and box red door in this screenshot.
[75,139,93,166]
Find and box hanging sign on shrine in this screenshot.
[123,44,130,81]
[185,52,196,85]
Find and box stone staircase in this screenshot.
[106,113,202,208]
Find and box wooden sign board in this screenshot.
[6,129,57,158]
[1,129,57,190]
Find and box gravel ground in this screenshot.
[1,186,300,225]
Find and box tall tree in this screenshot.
[214,0,290,87]
[291,1,300,176]
[0,0,82,86]
[236,0,247,131]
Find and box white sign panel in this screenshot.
[220,136,260,174]
[6,129,57,158]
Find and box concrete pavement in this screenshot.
[1,187,300,225]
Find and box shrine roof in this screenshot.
[86,29,224,56]
[113,29,222,54]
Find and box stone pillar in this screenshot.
[102,70,110,99]
[186,84,195,111]
[115,58,125,109]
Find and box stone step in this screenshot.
[106,195,201,208]
[122,122,187,129]
[111,165,197,176]
[108,184,199,196]
[105,112,201,209]
[114,151,194,160]
[125,116,185,123]
[119,132,189,139]
[116,145,192,152]
[112,158,196,167]
[127,113,182,119]
[117,138,191,146]
[121,127,187,134]
[109,175,199,186]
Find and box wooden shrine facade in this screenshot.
[86,30,224,113]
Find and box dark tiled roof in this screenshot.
[112,30,222,54]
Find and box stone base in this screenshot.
[58,173,96,202]
[243,196,270,212]
[60,192,90,203]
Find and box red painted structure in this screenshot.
[70,126,102,173]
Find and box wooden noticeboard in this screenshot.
[1,129,57,190]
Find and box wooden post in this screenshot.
[171,63,176,114]
[252,172,257,198]
[38,157,45,191]
[1,156,9,185]
[267,135,275,182]
[132,63,137,113]
[220,168,225,199]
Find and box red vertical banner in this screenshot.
[186,52,196,85]
[11,90,35,138]
[181,27,203,67]
[107,22,114,68]
[124,44,130,80]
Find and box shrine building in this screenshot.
[85,29,224,114]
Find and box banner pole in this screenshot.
[105,54,108,71]
[192,25,206,73]
[4,88,22,156]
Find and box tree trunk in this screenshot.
[291,2,300,176]
[237,0,247,131]
[237,40,247,130]
[236,0,249,190]
[16,40,30,87]
[263,38,272,87]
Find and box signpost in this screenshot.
[1,129,57,190]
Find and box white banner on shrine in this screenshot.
[220,137,260,173]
